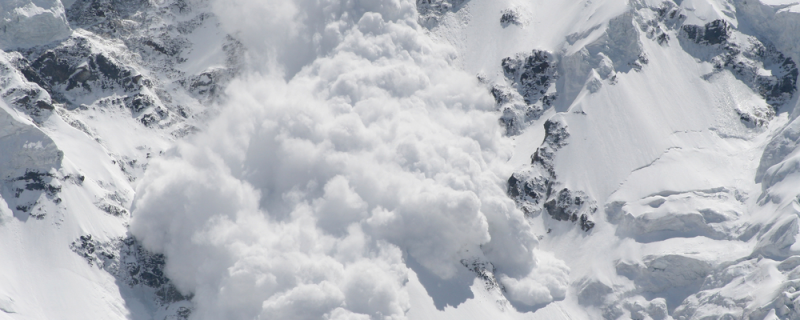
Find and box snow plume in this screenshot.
[130,0,568,318]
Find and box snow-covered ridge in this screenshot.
[1,0,800,319]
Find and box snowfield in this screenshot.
[0,0,800,319]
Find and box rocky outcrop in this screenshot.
[679,19,797,111]
[502,50,559,107]
[507,119,569,208]
[0,0,244,315]
[500,8,522,27]
[0,106,63,219]
[416,0,466,27]
[492,51,559,135]
[70,234,192,318]
[507,118,597,230]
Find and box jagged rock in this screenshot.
[580,214,595,231]
[532,119,569,175]
[0,106,63,218]
[70,235,193,309]
[674,256,800,320]
[677,19,798,111]
[543,188,597,227]
[492,84,536,136]
[501,50,558,106]
[17,37,143,106]
[416,0,466,27]
[682,20,731,46]
[460,258,503,292]
[0,52,57,121]
[97,202,127,217]
[500,9,521,27]
[507,119,571,209]
[494,50,558,134]
[506,118,597,230]
[66,0,150,29]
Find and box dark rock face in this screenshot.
[543,188,597,227]
[677,19,798,112]
[753,49,798,107]
[0,54,57,121]
[416,0,466,27]
[640,3,798,123]
[502,50,558,106]
[19,40,142,101]
[493,50,559,135]
[507,173,550,209]
[506,119,570,208]
[682,20,731,46]
[4,169,64,219]
[500,9,521,27]
[505,118,596,231]
[533,119,569,175]
[580,214,596,231]
[10,172,51,214]
[460,258,503,292]
[70,235,193,314]
[0,0,242,136]
[16,171,60,196]
[66,0,155,30]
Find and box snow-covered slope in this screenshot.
[1,0,800,319]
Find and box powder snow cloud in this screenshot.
[130,0,569,318]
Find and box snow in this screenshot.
[1,0,800,319]
[0,0,71,50]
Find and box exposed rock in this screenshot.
[501,50,559,106]
[492,50,560,135]
[0,106,63,218]
[70,235,193,314]
[500,9,521,27]
[678,19,798,111]
[507,119,571,209]
[460,258,503,292]
[543,188,596,223]
[682,20,731,46]
[674,256,800,319]
[507,118,597,230]
[416,0,466,27]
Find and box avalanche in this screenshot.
[0,0,799,319]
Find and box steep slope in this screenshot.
[0,0,799,320]
[0,0,239,319]
[428,0,800,318]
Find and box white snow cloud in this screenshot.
[130,0,569,318]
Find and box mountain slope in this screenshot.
[1,0,800,319]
